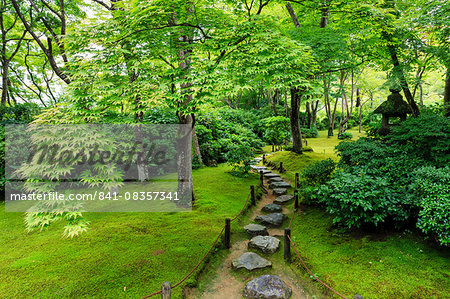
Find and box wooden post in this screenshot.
[284,228,291,262]
[295,172,299,190]
[272,145,274,152]
[294,191,299,210]
[259,170,264,186]
[161,281,171,299]
[279,162,283,172]
[262,154,266,164]
[250,185,255,206]
[224,218,231,249]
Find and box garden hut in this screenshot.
[374,88,412,135]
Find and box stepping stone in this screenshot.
[262,203,282,213]
[261,169,272,174]
[243,275,292,299]
[248,235,280,254]
[269,181,291,189]
[269,177,283,183]
[254,157,262,161]
[273,188,287,195]
[255,213,285,227]
[264,173,280,178]
[251,165,267,170]
[232,252,272,271]
[273,195,293,205]
[244,223,269,236]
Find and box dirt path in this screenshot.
[191,167,310,299]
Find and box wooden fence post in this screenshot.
[294,191,299,210]
[262,154,266,164]
[279,162,283,172]
[295,172,299,190]
[224,218,231,249]
[250,185,256,206]
[284,228,291,262]
[259,170,264,186]
[161,281,171,299]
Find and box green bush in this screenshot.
[224,143,255,175]
[263,116,290,146]
[301,126,319,138]
[385,111,450,165]
[303,158,336,186]
[338,132,353,140]
[319,170,407,228]
[411,166,450,246]
[336,138,388,168]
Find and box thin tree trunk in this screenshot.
[290,87,303,153]
[192,126,203,164]
[444,68,450,117]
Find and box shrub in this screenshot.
[411,166,450,246]
[263,116,290,146]
[303,158,336,186]
[338,132,352,140]
[319,169,407,228]
[224,143,255,175]
[335,138,388,168]
[385,111,450,165]
[301,126,319,138]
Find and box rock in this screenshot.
[232,252,272,271]
[248,235,280,254]
[261,169,272,174]
[262,203,282,213]
[255,213,285,227]
[269,177,283,183]
[269,181,291,189]
[273,195,293,205]
[243,275,292,299]
[254,157,262,161]
[244,223,269,236]
[273,188,287,195]
[251,166,267,171]
[264,173,280,178]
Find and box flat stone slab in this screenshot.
[232,252,272,271]
[270,181,291,189]
[261,170,272,174]
[248,235,280,254]
[262,203,282,213]
[244,223,269,236]
[264,173,280,178]
[251,166,267,170]
[273,195,293,205]
[255,213,285,227]
[269,177,283,183]
[243,275,292,299]
[273,188,287,195]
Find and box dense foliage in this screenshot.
[306,112,450,246]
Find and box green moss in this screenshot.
[0,164,259,299]
[264,131,450,298]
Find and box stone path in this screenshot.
[197,155,309,299]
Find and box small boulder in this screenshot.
[273,195,293,205]
[248,235,280,254]
[243,275,292,299]
[262,203,282,213]
[269,181,291,189]
[232,252,272,271]
[273,188,287,195]
[255,213,285,227]
[244,223,269,236]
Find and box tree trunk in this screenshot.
[444,68,450,117]
[192,125,203,165]
[310,100,319,127]
[304,101,311,128]
[290,87,303,153]
[382,32,420,116]
[1,60,8,105]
